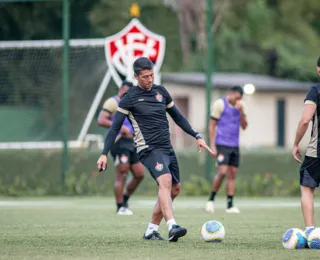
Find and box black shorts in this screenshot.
[216,145,240,167]
[138,148,180,184]
[110,137,139,166]
[300,156,320,187]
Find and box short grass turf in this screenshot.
[0,197,319,260]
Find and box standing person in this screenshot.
[97,57,214,241]
[292,56,320,234]
[98,81,144,215]
[205,86,248,214]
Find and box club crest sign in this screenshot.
[105,18,166,87]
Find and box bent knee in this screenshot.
[117,164,130,175]
[157,174,172,189]
[217,171,227,177]
[227,171,237,179]
[134,171,144,181]
[171,183,181,197]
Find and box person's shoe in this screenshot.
[116,207,133,215]
[225,206,240,214]
[168,225,187,242]
[143,231,165,240]
[205,201,215,213]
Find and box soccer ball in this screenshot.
[201,220,225,242]
[307,228,320,249]
[305,227,315,238]
[282,228,307,249]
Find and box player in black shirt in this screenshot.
[97,57,214,242]
[292,56,320,235]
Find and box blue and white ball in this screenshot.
[282,228,307,249]
[307,228,320,249]
[305,227,315,238]
[201,220,225,242]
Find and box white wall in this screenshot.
[166,83,311,149]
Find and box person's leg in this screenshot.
[147,183,180,228]
[207,146,231,213]
[122,158,144,207]
[114,161,130,212]
[225,166,240,213]
[142,149,186,241]
[206,164,229,213]
[144,183,180,240]
[149,151,181,227]
[299,156,320,230]
[225,147,240,213]
[301,185,315,227]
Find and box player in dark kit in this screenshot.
[292,56,320,235]
[98,81,144,215]
[97,57,214,242]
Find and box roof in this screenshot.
[162,72,314,92]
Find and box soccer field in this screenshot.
[0,197,319,260]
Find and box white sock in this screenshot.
[306,226,314,231]
[145,222,159,236]
[167,218,177,231]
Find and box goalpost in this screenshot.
[1,2,166,183]
[1,0,72,182]
[0,38,110,150]
[0,17,166,152]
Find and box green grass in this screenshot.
[0,197,319,260]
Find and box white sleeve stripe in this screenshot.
[117,107,129,115]
[305,100,316,105]
[166,101,174,108]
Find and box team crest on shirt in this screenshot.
[155,92,163,102]
[120,154,129,163]
[155,162,163,171]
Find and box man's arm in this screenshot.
[209,99,223,152]
[167,105,214,155]
[98,97,132,137]
[166,105,199,138]
[240,111,248,130]
[101,111,127,155]
[101,93,133,155]
[292,103,316,163]
[98,109,132,137]
[97,110,113,128]
[209,119,217,148]
[294,104,316,147]
[293,86,318,163]
[98,98,117,128]
[235,100,248,130]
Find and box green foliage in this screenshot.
[0,149,302,197]
[1,0,320,81]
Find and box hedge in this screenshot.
[0,148,301,196]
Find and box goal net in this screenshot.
[0,39,117,149]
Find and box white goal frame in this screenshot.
[0,39,112,149]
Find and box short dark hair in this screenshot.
[229,86,244,96]
[121,80,133,88]
[317,56,320,67]
[133,57,154,75]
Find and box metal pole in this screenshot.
[61,0,70,184]
[205,0,213,181]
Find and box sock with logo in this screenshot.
[145,222,159,236]
[167,218,177,232]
